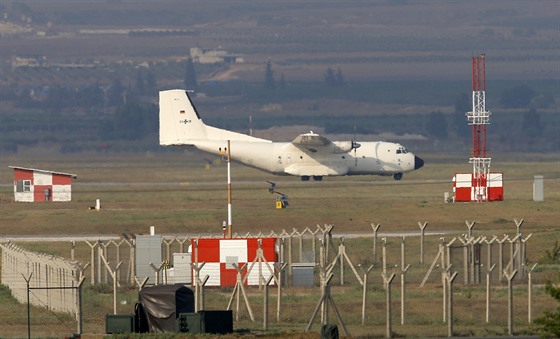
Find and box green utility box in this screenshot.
[106,314,135,334]
[176,312,202,334]
[177,310,233,334]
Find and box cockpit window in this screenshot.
[396,147,408,154]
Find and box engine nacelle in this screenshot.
[332,141,355,153]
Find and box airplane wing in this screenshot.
[291,132,353,154]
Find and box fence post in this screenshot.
[262,275,275,330]
[70,241,76,260]
[497,235,508,280]
[100,254,123,315]
[485,264,496,323]
[75,277,86,335]
[521,233,533,277]
[339,237,345,285]
[149,262,165,286]
[371,223,381,263]
[85,241,98,285]
[382,237,387,277]
[382,272,396,338]
[400,236,411,325]
[418,222,428,265]
[276,262,288,322]
[528,263,537,323]
[504,269,518,336]
[359,264,374,325]
[446,271,458,337]
[485,236,497,280]
[24,272,32,339]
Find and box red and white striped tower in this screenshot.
[466,54,492,202]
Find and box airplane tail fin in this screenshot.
[160,89,271,145]
[159,89,208,145]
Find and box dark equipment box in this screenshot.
[137,283,195,333]
[106,314,135,334]
[177,310,233,334]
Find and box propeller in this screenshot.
[352,125,361,167]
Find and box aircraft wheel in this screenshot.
[393,173,403,180]
[313,176,323,181]
[301,176,310,181]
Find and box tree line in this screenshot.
[1,58,557,153]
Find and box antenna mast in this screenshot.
[466,54,491,202]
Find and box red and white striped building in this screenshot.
[453,172,504,202]
[10,166,77,202]
[191,238,277,287]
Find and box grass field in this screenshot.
[0,152,558,337]
[0,152,558,235]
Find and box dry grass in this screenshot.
[0,152,558,337]
[1,152,558,236]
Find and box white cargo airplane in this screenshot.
[159,89,424,181]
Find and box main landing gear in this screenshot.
[301,176,323,181]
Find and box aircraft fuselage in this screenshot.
[193,139,422,178]
[159,89,424,181]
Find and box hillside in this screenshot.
[0,1,558,154]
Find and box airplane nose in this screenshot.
[414,156,424,170]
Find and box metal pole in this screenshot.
[77,277,85,335]
[227,140,233,238]
[24,273,32,339]
[447,271,458,337]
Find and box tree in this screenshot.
[325,67,344,87]
[335,67,345,87]
[264,58,275,89]
[522,108,542,139]
[278,72,286,89]
[500,84,536,108]
[107,77,125,106]
[100,102,157,140]
[184,57,198,91]
[533,282,560,338]
[425,111,448,139]
[145,70,157,94]
[135,70,145,96]
[453,93,471,139]
[325,67,336,86]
